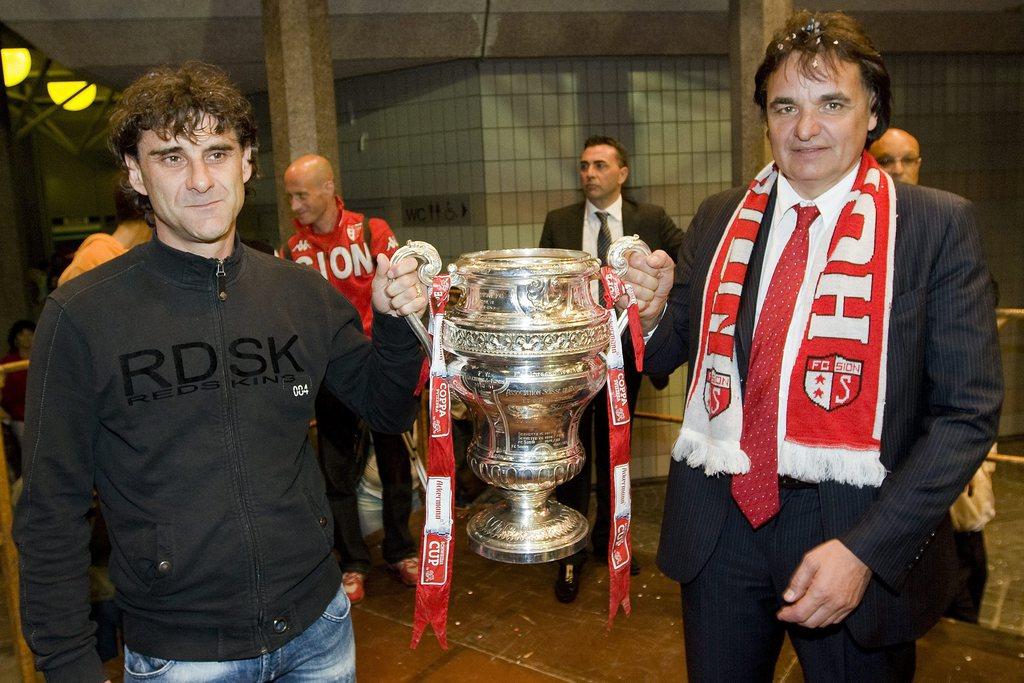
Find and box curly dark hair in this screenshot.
[583,135,629,168]
[754,10,890,147]
[109,61,259,224]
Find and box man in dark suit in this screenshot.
[621,11,1002,680]
[539,135,683,603]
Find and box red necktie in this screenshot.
[731,203,819,528]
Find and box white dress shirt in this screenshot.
[582,195,625,258]
[583,195,624,300]
[755,165,860,323]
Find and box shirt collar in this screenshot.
[585,194,623,224]
[775,163,860,229]
[141,231,245,290]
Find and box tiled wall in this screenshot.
[887,53,1024,437]
[477,58,732,253]
[335,61,487,267]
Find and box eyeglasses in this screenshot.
[876,155,921,168]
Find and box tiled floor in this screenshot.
[2,468,1023,681]
[980,437,1024,636]
[346,477,1024,682]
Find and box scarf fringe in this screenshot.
[672,427,749,475]
[778,443,886,487]
[673,428,886,487]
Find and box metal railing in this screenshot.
[996,307,1024,319]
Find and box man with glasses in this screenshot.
[869,127,922,184]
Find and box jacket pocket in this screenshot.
[304,489,333,551]
[113,521,176,596]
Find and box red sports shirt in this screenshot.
[287,197,398,336]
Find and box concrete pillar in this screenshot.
[729,0,791,186]
[0,37,31,333]
[262,0,340,247]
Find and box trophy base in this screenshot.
[466,499,589,564]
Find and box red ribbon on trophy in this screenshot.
[602,267,645,372]
[411,275,456,649]
[599,267,643,626]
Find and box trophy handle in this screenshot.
[390,240,442,355]
[606,234,652,337]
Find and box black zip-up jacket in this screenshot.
[13,236,423,682]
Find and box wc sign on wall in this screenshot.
[401,194,472,227]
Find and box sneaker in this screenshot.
[388,557,420,587]
[342,571,365,604]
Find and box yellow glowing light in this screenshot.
[2,48,32,87]
[47,81,97,111]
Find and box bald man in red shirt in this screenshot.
[284,155,417,603]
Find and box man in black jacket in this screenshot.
[539,135,683,602]
[14,61,426,683]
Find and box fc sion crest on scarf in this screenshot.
[703,368,732,419]
[804,354,863,411]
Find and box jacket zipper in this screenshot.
[212,260,268,652]
[216,259,228,301]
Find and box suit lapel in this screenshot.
[566,203,586,250]
[735,188,777,388]
[621,198,636,237]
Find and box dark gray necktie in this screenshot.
[596,211,611,265]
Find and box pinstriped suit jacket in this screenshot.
[646,182,1003,647]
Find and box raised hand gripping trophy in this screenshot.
[394,236,651,647]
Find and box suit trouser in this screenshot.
[314,389,416,574]
[680,487,915,683]
[555,358,642,561]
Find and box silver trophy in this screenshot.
[394,237,651,563]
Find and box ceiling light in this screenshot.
[2,48,31,87]
[47,81,97,111]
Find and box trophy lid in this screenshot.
[452,248,599,280]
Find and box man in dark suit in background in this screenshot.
[621,11,1001,680]
[539,135,683,603]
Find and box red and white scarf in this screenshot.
[674,151,895,486]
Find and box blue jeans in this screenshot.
[123,587,355,682]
